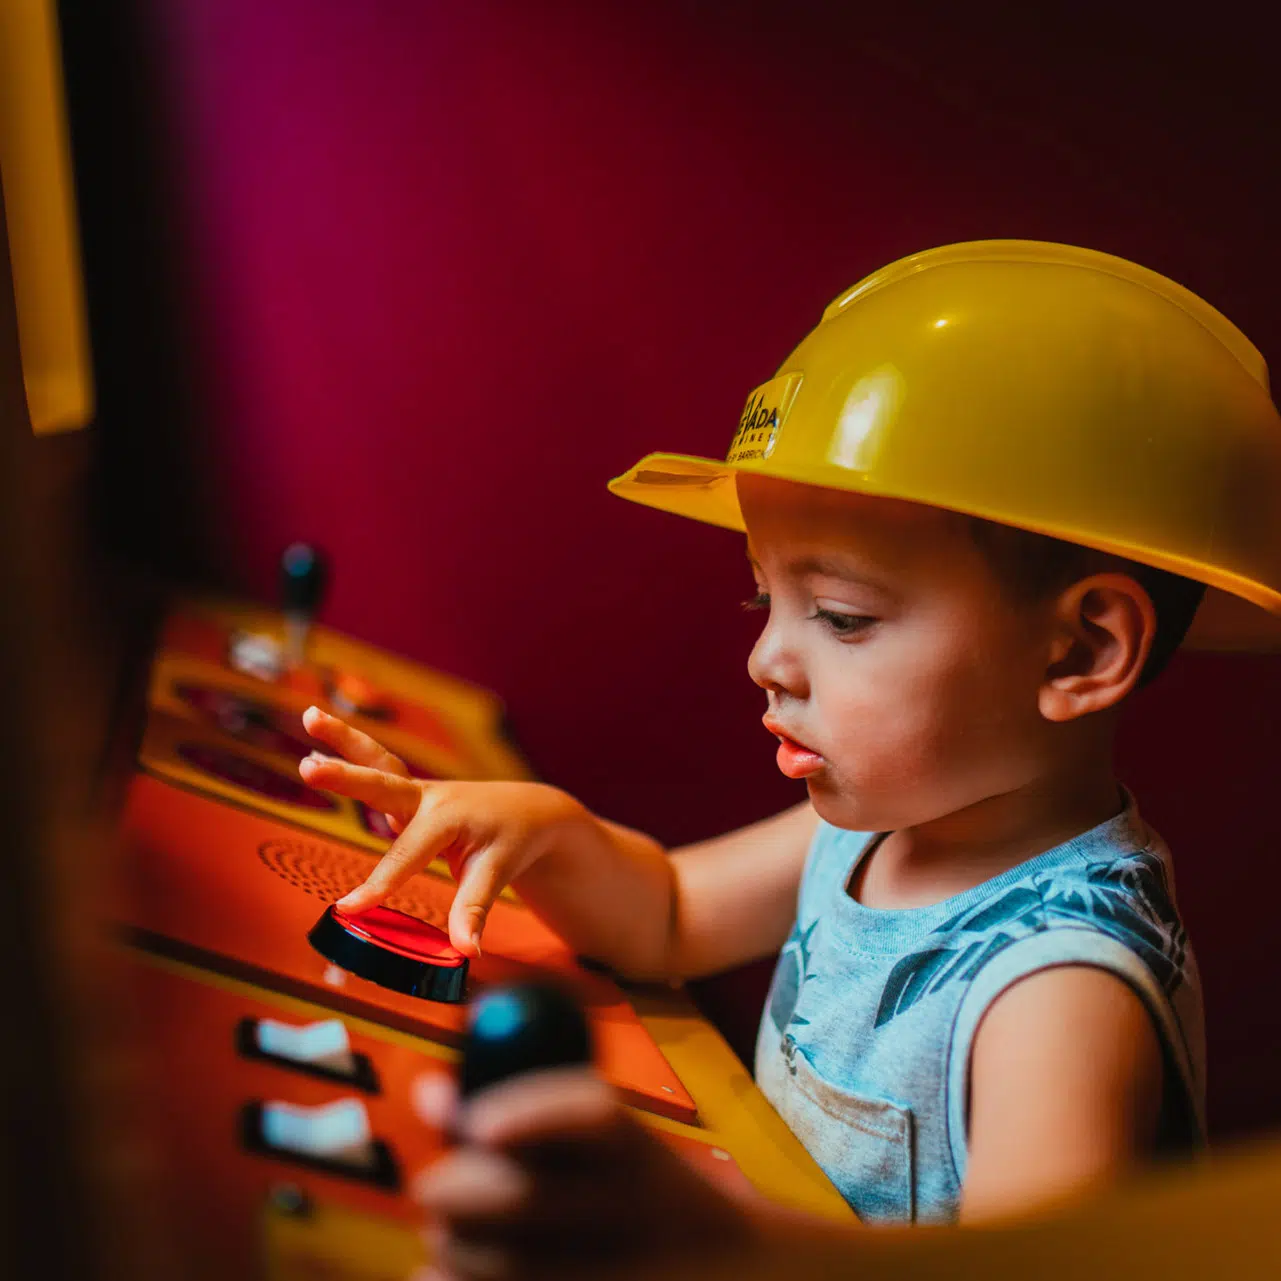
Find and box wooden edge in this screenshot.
[629,983,854,1222]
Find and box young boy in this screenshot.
[298,243,1281,1274]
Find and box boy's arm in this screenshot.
[516,800,817,981]
[959,966,1165,1223]
[645,799,817,978]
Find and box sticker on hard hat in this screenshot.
[727,374,803,464]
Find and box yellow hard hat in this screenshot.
[608,241,1281,650]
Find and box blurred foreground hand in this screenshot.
[408,1066,759,1281]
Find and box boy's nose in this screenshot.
[748,625,809,699]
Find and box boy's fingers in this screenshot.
[298,757,421,824]
[461,1068,617,1149]
[447,847,515,957]
[411,1071,459,1131]
[335,802,458,913]
[302,705,409,776]
[412,1148,529,1219]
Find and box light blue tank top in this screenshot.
[755,792,1205,1224]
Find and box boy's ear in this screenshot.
[1038,573,1157,722]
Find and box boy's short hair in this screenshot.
[966,518,1207,689]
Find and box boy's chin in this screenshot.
[806,779,881,833]
[807,775,925,835]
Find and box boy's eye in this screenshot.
[812,607,875,636]
[741,592,771,612]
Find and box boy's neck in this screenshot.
[849,756,1126,911]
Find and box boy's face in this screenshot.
[740,475,1060,834]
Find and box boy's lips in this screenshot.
[763,718,825,780]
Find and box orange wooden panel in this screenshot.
[117,956,755,1279]
[118,773,696,1124]
[120,958,443,1278]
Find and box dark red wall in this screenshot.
[108,1,1281,1140]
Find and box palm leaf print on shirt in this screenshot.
[874,852,1187,1028]
[769,918,821,1031]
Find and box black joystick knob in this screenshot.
[460,983,593,1099]
[279,543,329,667]
[280,542,329,615]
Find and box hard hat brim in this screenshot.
[607,452,746,532]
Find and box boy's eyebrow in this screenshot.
[745,550,891,591]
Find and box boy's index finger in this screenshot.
[335,801,459,914]
[302,705,409,776]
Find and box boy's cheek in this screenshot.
[805,710,989,833]
[811,641,1045,828]
[807,681,933,808]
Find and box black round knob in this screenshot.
[459,983,592,1098]
[280,543,330,615]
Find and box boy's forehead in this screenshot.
[739,476,968,570]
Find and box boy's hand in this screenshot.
[298,706,586,957]
[297,709,811,983]
[410,1068,756,1281]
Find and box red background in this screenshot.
[68,2,1281,1141]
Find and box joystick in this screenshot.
[459,983,593,1098]
[280,542,330,669]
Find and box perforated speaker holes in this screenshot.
[257,839,450,932]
